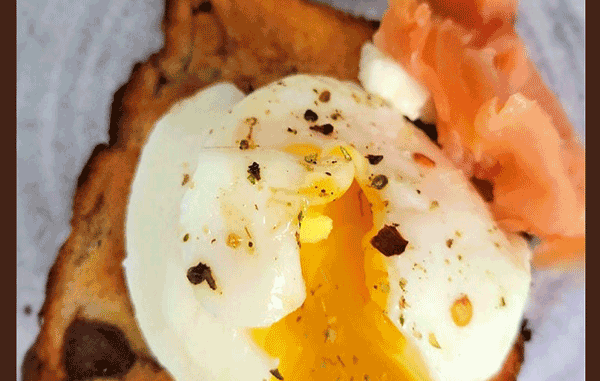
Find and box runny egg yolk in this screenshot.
[251,181,430,381]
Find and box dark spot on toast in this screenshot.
[82,194,105,221]
[106,78,130,147]
[63,319,136,380]
[182,54,193,73]
[192,0,212,14]
[236,76,255,94]
[76,144,109,188]
[154,74,169,96]
[22,347,44,381]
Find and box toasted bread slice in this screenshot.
[21,1,526,380]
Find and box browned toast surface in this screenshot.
[21,1,526,380]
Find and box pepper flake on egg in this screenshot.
[451,295,473,327]
[429,333,441,349]
[365,154,384,165]
[270,368,284,380]
[186,262,217,290]
[412,152,436,168]
[371,225,409,257]
[304,109,318,122]
[247,162,261,184]
[310,123,334,135]
[227,233,242,249]
[318,90,331,102]
[370,175,388,190]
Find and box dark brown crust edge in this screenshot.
[21,1,526,380]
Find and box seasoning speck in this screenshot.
[446,239,453,248]
[370,225,409,257]
[187,262,217,290]
[429,333,441,349]
[366,155,384,165]
[310,124,334,135]
[399,296,409,309]
[239,139,250,150]
[399,277,407,291]
[412,327,423,340]
[247,162,261,182]
[182,173,190,186]
[270,368,284,380]
[324,327,337,343]
[304,109,318,122]
[227,233,242,249]
[370,175,388,190]
[412,152,436,167]
[183,234,190,242]
[340,146,352,161]
[287,127,298,134]
[319,90,331,102]
[451,295,473,327]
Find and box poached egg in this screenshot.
[124,68,531,381]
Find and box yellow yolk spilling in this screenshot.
[251,181,429,381]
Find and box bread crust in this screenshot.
[21,1,525,380]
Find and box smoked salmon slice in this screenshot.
[374,0,585,268]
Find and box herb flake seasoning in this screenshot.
[247,162,261,183]
[371,225,409,257]
[339,146,352,161]
[304,153,318,164]
[239,139,250,150]
[187,262,217,290]
[309,123,334,135]
[366,155,384,165]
